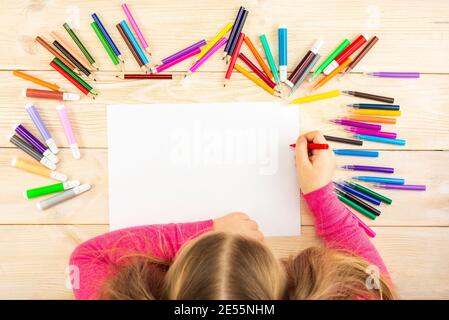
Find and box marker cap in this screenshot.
[45,138,59,154]
[63,180,80,190]
[40,156,56,170]
[70,143,81,160]
[311,40,324,54]
[75,183,91,194]
[43,150,59,164]
[62,93,81,101]
[50,171,67,182]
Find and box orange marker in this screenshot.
[313,58,352,90]
[11,157,67,181]
[344,115,397,124]
[13,70,63,92]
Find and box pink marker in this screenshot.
[155,47,201,73]
[121,3,151,55]
[56,105,80,159]
[186,37,228,76]
[345,128,397,139]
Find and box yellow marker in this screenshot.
[313,58,352,90]
[11,157,67,181]
[234,63,281,97]
[195,22,233,61]
[351,109,401,117]
[289,90,341,104]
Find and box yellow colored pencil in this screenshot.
[13,70,63,92]
[350,109,402,117]
[289,89,341,104]
[313,58,352,90]
[195,22,233,61]
[234,63,280,97]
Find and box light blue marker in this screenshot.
[92,13,122,62]
[355,134,406,146]
[278,26,288,82]
[120,20,149,66]
[333,150,379,157]
[353,176,405,185]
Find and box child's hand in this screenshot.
[214,212,264,241]
[295,131,336,194]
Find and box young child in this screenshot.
[69,131,396,300]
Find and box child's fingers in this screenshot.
[295,135,312,167]
[303,130,327,144]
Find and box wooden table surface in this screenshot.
[1,0,448,299]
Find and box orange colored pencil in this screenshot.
[243,35,274,80]
[13,70,63,92]
[50,31,92,70]
[344,115,397,124]
[313,58,352,90]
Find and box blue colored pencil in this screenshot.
[120,20,149,66]
[92,13,123,62]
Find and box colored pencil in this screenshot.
[195,22,233,62]
[223,6,245,60]
[238,53,276,89]
[121,3,152,55]
[187,37,227,76]
[51,58,96,96]
[117,74,173,80]
[155,47,200,73]
[35,36,78,72]
[92,13,124,63]
[91,22,119,66]
[120,20,149,68]
[50,60,89,96]
[244,35,274,80]
[226,10,248,62]
[160,40,206,65]
[116,23,146,71]
[224,33,245,86]
[342,36,378,76]
[50,31,92,72]
[52,39,95,81]
[260,33,280,85]
[234,63,281,97]
[13,70,63,92]
[63,22,98,69]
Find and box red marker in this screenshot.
[323,35,367,75]
[290,143,329,150]
[224,33,245,86]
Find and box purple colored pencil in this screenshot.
[155,47,201,73]
[342,165,394,174]
[366,72,420,78]
[13,124,59,164]
[332,119,381,131]
[160,39,206,65]
[374,184,426,191]
[345,127,397,139]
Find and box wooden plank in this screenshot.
[0,225,447,299]
[2,0,449,72]
[1,148,448,226]
[1,71,448,150]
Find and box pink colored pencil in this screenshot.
[155,47,201,73]
[121,3,151,55]
[186,37,227,76]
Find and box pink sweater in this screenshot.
[69,182,387,299]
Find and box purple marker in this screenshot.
[14,124,59,164]
[332,119,381,131]
[374,184,426,191]
[25,103,58,154]
[160,39,206,65]
[345,128,397,139]
[334,181,381,205]
[342,165,394,173]
[366,72,420,78]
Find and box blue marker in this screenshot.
[120,20,149,66]
[355,134,406,146]
[278,25,288,82]
[334,182,381,206]
[333,150,379,157]
[353,176,405,185]
[347,104,400,111]
[92,13,123,62]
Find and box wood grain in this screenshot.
[1,148,448,226]
[2,1,449,72]
[1,71,448,150]
[0,225,447,299]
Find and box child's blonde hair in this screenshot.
[102,232,396,300]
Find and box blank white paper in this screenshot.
[108,103,300,236]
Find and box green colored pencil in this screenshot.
[63,22,98,70]
[312,39,350,79]
[337,194,377,220]
[24,181,80,199]
[53,57,95,94]
[346,181,393,205]
[259,34,280,85]
[91,21,119,66]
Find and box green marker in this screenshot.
[259,34,280,85]
[345,181,393,205]
[63,23,98,70]
[24,180,80,199]
[337,194,377,220]
[312,39,350,79]
[91,21,120,66]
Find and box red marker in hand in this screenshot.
[290,143,329,150]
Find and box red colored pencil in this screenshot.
[238,53,276,89]
[290,143,329,150]
[50,61,90,95]
[224,33,245,86]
